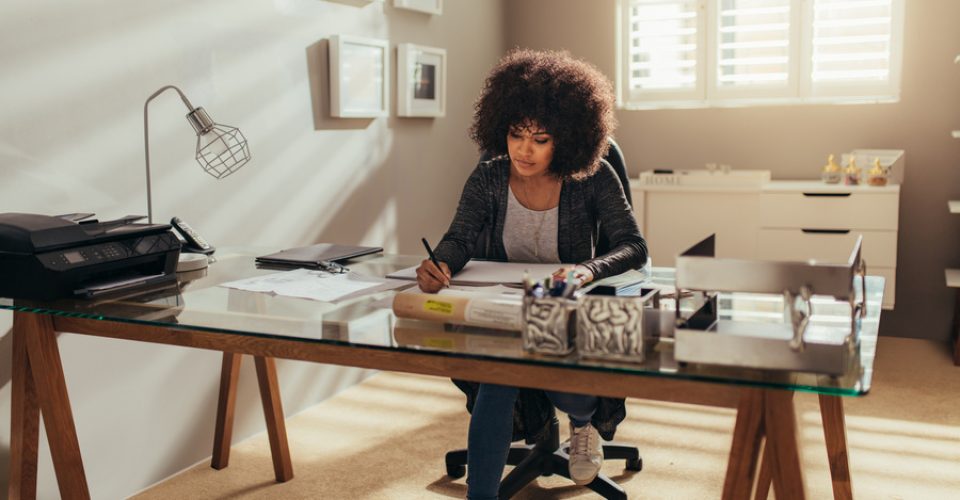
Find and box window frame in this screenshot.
[617,0,905,109]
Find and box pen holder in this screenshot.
[522,296,577,356]
[576,288,660,363]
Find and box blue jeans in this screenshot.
[465,383,599,500]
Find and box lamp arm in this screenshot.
[143,85,197,224]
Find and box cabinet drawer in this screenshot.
[760,192,899,230]
[757,229,897,267]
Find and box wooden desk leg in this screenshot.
[764,390,805,500]
[723,389,805,500]
[819,394,853,500]
[723,389,765,500]
[16,313,90,500]
[9,314,40,500]
[254,356,293,482]
[211,352,242,469]
[753,439,773,500]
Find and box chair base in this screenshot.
[444,417,642,499]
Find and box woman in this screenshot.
[415,49,647,499]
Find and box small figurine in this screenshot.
[844,156,861,185]
[867,157,889,186]
[821,154,842,184]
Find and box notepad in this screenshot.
[256,243,383,268]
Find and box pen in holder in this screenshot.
[522,296,577,356]
[576,288,660,363]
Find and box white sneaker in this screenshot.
[568,422,603,485]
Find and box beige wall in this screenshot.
[0,1,505,497]
[507,0,960,341]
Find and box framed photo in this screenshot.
[397,43,446,117]
[394,0,442,15]
[329,35,390,118]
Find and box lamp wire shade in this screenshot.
[186,106,250,179]
[195,124,250,179]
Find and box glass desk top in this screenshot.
[0,247,882,397]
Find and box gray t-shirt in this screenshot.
[502,186,560,263]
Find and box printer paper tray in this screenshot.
[74,273,175,298]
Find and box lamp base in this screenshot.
[177,253,209,272]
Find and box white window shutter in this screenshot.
[710,0,797,99]
[807,0,903,100]
[621,0,705,102]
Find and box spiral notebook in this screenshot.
[255,243,383,268]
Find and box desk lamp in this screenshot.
[143,85,250,224]
[143,85,250,271]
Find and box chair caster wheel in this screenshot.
[626,457,643,471]
[446,464,466,479]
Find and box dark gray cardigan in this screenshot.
[436,157,648,442]
[434,157,647,280]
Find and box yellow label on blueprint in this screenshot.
[424,299,454,315]
[424,338,456,349]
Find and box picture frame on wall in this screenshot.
[397,43,446,117]
[329,34,390,118]
[394,0,442,15]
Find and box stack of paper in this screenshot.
[220,268,408,302]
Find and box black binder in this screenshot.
[255,243,382,268]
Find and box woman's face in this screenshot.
[507,121,554,178]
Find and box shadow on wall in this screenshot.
[306,39,376,131]
[303,39,398,246]
[1,328,11,496]
[306,141,394,245]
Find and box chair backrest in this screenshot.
[473,137,631,259]
[604,137,632,206]
[595,137,631,256]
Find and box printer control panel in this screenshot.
[39,232,180,271]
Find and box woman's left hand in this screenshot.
[552,265,594,285]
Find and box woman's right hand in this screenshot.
[416,259,451,293]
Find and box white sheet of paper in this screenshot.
[220,269,406,303]
[386,261,568,286]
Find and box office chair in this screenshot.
[444,137,642,500]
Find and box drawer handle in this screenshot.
[801,229,851,235]
[802,192,852,197]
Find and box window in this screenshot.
[618,0,904,108]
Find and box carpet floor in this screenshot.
[134,337,960,499]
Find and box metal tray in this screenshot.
[672,235,867,374]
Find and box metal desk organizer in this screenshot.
[673,234,867,375]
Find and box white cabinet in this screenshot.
[632,180,901,309]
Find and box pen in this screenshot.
[421,237,448,287]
